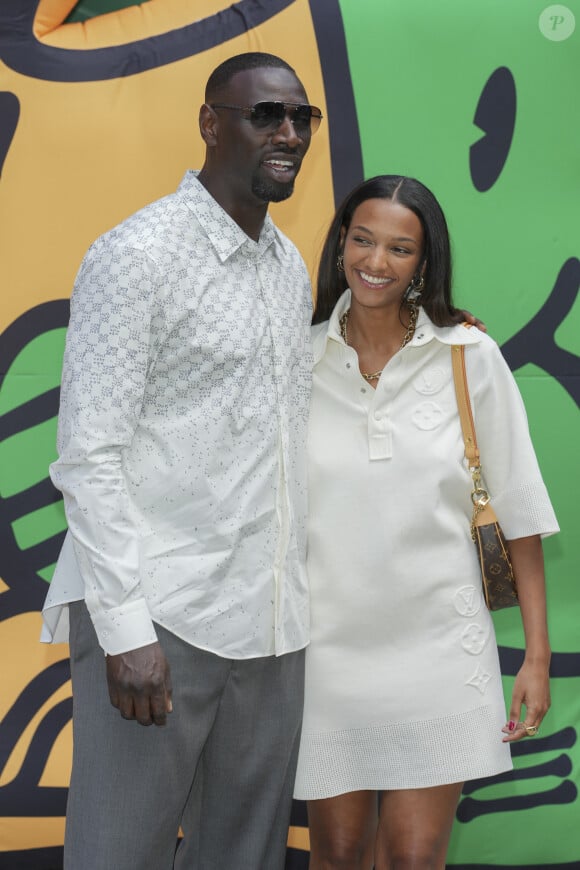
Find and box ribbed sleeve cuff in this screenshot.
[494,481,560,540]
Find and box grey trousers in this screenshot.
[64,601,305,870]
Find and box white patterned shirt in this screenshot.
[42,171,312,658]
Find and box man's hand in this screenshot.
[106,641,173,726]
[455,308,487,333]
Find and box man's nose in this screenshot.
[272,113,305,146]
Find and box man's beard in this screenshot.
[251,172,295,203]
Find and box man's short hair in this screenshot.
[205,52,297,101]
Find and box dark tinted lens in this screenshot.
[250,102,286,129]
[290,105,313,133]
[248,102,321,135]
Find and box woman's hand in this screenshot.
[501,658,551,742]
[501,535,551,743]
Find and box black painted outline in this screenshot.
[501,258,580,409]
[0,661,71,818]
[0,92,20,178]
[447,862,580,869]
[0,300,69,616]
[0,1,363,209]
[470,66,517,193]
[0,848,65,870]
[500,645,580,679]
[308,0,363,205]
[0,0,295,82]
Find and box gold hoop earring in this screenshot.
[337,253,344,272]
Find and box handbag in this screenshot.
[450,343,519,610]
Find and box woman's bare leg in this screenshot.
[375,782,464,870]
[307,791,378,870]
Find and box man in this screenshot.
[42,52,322,869]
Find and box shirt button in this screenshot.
[374,410,382,420]
[361,387,367,394]
[346,362,351,369]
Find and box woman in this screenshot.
[293,176,559,869]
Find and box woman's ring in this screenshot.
[524,724,539,737]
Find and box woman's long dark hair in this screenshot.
[313,175,457,326]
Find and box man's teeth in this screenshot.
[266,160,293,168]
[360,271,390,285]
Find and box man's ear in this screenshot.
[199,103,218,147]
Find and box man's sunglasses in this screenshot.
[210,101,323,135]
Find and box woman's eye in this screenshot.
[353,236,371,245]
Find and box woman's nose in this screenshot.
[366,246,390,271]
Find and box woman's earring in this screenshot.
[337,253,344,272]
[403,274,424,304]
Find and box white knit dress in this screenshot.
[294,292,559,800]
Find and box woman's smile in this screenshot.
[355,269,394,289]
[341,198,424,310]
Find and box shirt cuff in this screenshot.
[89,598,158,655]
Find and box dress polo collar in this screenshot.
[178,170,284,263]
[311,289,483,366]
[410,306,483,348]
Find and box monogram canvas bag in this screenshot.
[451,343,519,610]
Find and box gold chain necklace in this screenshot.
[339,306,418,382]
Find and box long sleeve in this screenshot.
[50,239,160,654]
[44,171,311,659]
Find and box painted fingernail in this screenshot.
[508,720,515,731]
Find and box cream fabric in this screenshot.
[42,171,312,658]
[294,291,558,798]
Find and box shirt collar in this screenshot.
[410,306,483,347]
[177,170,285,263]
[312,288,482,365]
